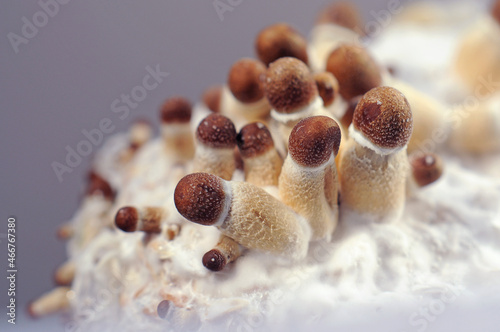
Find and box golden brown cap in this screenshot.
[202,85,223,113]
[202,249,226,271]
[410,153,443,187]
[255,23,309,66]
[314,72,339,107]
[326,44,382,101]
[228,58,266,103]
[236,122,275,159]
[353,86,413,150]
[264,57,318,114]
[289,116,342,167]
[115,207,138,232]
[160,97,192,123]
[196,114,237,149]
[316,1,365,35]
[174,173,228,226]
[493,0,500,24]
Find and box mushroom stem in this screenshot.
[203,235,242,271]
[160,97,195,162]
[115,206,165,233]
[54,260,76,286]
[339,86,413,221]
[279,116,341,241]
[120,119,153,163]
[28,287,71,318]
[174,173,311,260]
[193,114,237,180]
[236,122,283,187]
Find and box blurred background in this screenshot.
[0,0,486,331]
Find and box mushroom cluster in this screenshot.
[30,1,500,329]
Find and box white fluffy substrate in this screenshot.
[63,2,500,331]
[66,143,500,332]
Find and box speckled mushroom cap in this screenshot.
[196,114,237,149]
[160,96,192,123]
[493,0,500,24]
[326,44,382,101]
[315,1,365,35]
[228,58,267,104]
[264,57,318,114]
[174,173,228,226]
[289,116,341,168]
[255,23,309,66]
[236,122,275,159]
[352,86,413,150]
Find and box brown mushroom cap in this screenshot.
[202,249,226,271]
[353,86,413,150]
[493,0,500,24]
[264,57,318,114]
[228,58,266,104]
[341,96,361,129]
[326,44,382,101]
[255,23,309,66]
[160,97,192,123]
[115,207,139,232]
[196,114,237,149]
[202,85,223,113]
[236,122,275,159]
[174,173,227,226]
[316,1,365,35]
[289,116,342,167]
[314,72,339,107]
[410,153,443,187]
[86,173,115,200]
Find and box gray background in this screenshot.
[1,0,493,331]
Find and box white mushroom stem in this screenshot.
[29,287,71,318]
[237,122,283,188]
[279,116,341,241]
[54,260,76,286]
[220,86,271,128]
[203,235,243,271]
[388,78,447,153]
[174,173,311,260]
[339,86,413,222]
[450,93,500,153]
[162,123,195,162]
[193,114,237,181]
[340,135,409,221]
[115,206,166,233]
[455,15,500,95]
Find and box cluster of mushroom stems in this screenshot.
[30,0,500,319]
